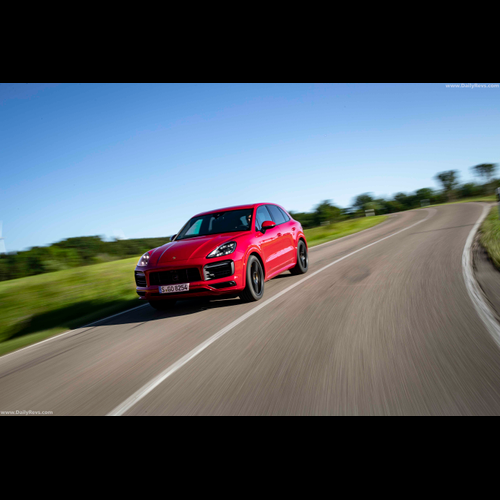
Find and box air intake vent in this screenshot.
[204,260,234,281]
[135,272,147,287]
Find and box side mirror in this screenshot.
[261,220,276,232]
[170,234,177,242]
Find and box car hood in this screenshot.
[151,232,248,266]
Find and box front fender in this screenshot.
[295,229,308,249]
[243,246,266,284]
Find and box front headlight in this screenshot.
[137,252,151,266]
[207,241,237,259]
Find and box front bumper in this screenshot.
[135,258,245,300]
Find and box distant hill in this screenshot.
[0,236,170,282]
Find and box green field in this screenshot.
[0,258,139,356]
[480,206,500,270]
[304,215,387,247]
[0,215,387,357]
[420,195,496,208]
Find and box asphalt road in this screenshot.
[2,202,500,416]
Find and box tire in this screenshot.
[148,300,176,311]
[240,255,265,302]
[290,240,309,275]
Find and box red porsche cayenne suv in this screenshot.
[135,203,309,310]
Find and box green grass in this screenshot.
[0,257,140,357]
[420,195,496,208]
[304,215,388,247]
[0,216,388,357]
[480,206,500,270]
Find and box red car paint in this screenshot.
[134,203,307,302]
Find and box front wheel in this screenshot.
[240,255,265,302]
[148,300,176,311]
[290,240,309,275]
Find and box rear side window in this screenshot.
[279,207,290,222]
[267,205,287,225]
[256,205,273,231]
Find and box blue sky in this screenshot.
[1,83,499,252]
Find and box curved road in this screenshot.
[2,202,500,416]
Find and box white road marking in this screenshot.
[0,304,149,362]
[108,208,437,416]
[462,203,500,347]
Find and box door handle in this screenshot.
[277,233,282,237]
[292,227,296,231]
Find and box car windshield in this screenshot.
[176,209,254,240]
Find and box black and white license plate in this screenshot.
[159,283,189,294]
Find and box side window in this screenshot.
[278,207,291,222]
[256,206,273,231]
[267,205,286,225]
[185,219,202,236]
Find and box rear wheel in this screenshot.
[148,300,176,311]
[290,240,308,275]
[240,255,265,302]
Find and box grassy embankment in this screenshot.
[480,206,500,270]
[420,195,495,208]
[0,216,387,357]
[304,215,387,247]
[0,258,139,356]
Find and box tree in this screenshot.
[435,171,459,200]
[394,192,420,210]
[415,188,435,202]
[313,200,342,226]
[459,183,481,199]
[353,193,374,211]
[472,164,498,193]
[380,200,405,213]
[472,163,497,182]
[288,211,316,229]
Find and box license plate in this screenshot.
[159,283,189,294]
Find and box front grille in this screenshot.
[149,268,202,286]
[204,260,234,281]
[135,272,147,287]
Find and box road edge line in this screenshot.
[462,203,500,348]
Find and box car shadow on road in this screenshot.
[102,273,297,326]
[270,272,293,280]
[4,296,245,344]
[97,296,246,327]
[4,299,139,342]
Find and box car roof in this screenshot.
[193,203,281,217]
